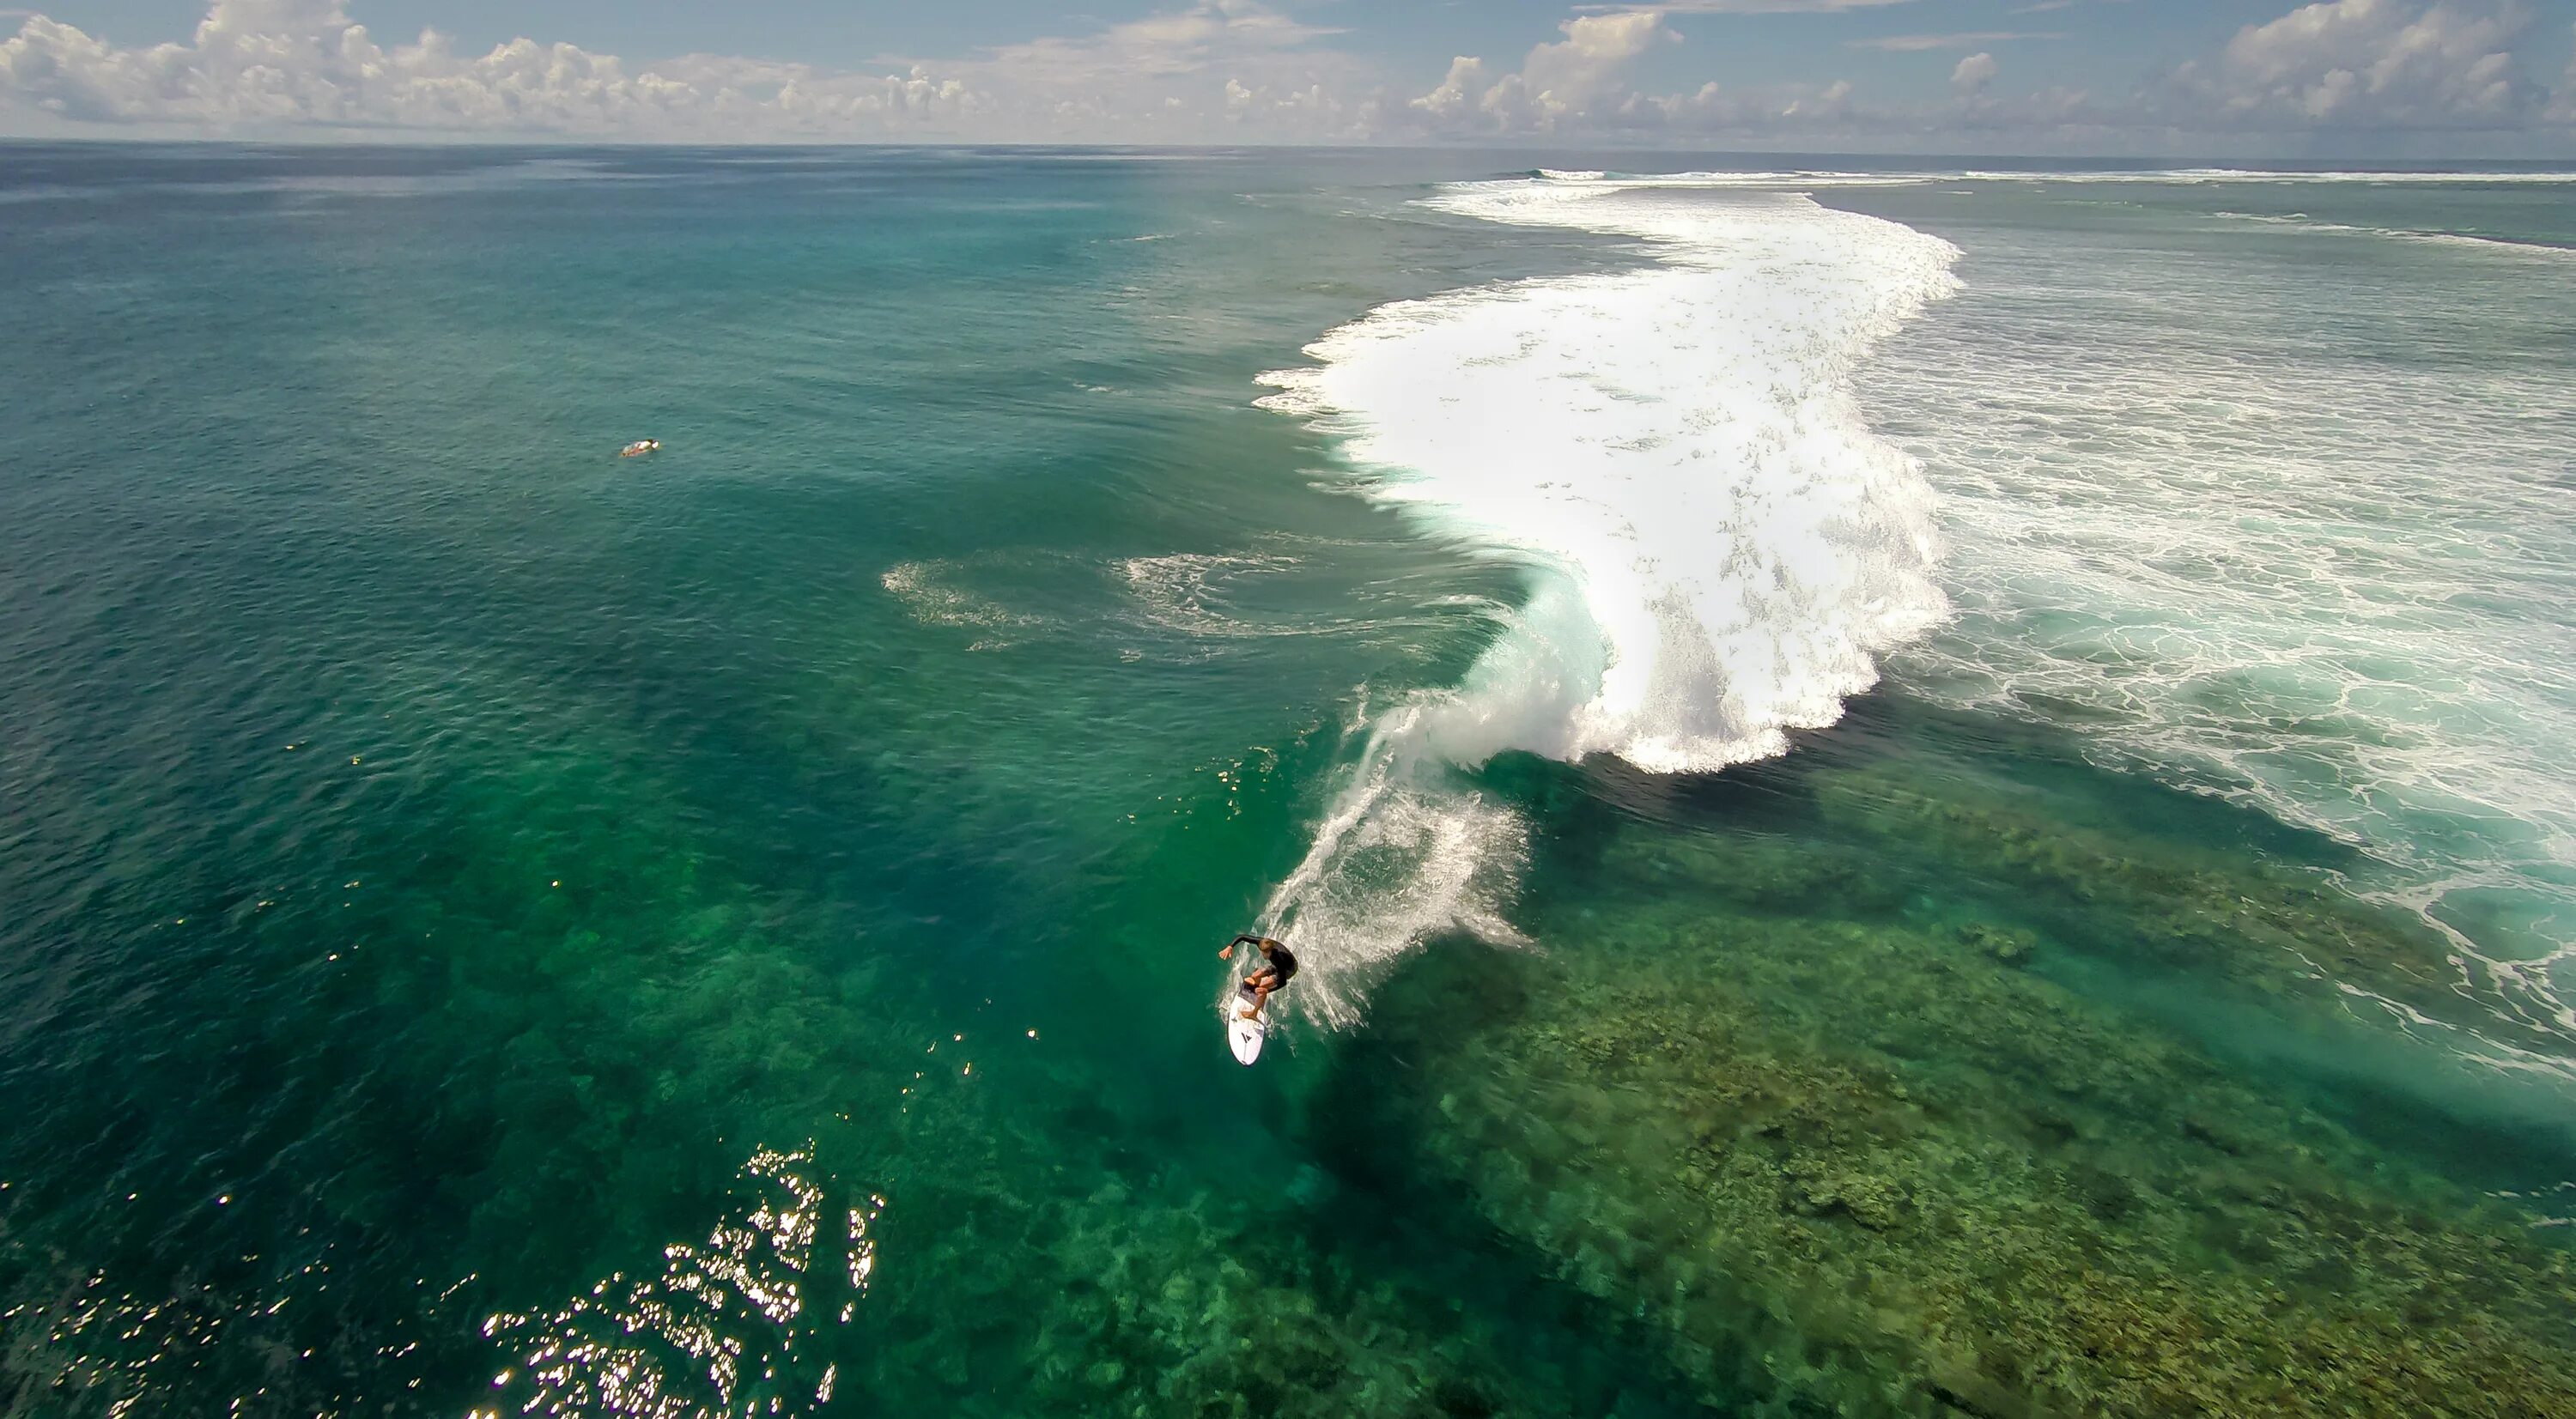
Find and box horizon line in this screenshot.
[6,136,2576,167]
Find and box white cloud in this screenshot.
[2551,23,2576,124]
[1410,13,1876,140]
[0,0,1375,140]
[1648,73,1860,130]
[1853,32,2063,52]
[1952,52,2000,94]
[1412,12,1677,133]
[924,0,1376,139]
[1574,2,1921,12]
[0,0,977,136]
[962,0,1340,88]
[2,0,2571,149]
[2165,0,2530,129]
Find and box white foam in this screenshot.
[1527,170,1937,191]
[1119,552,1302,639]
[1973,168,2576,185]
[1861,203,2576,1042]
[1238,178,1961,1024]
[880,559,1045,651]
[1262,183,1959,773]
[1231,699,1534,1034]
[1516,169,2576,193]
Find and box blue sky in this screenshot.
[6,1,2576,151]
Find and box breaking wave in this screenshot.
[1236,175,1961,1029]
[2208,209,2576,258]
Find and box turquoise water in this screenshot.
[3,147,2574,1417]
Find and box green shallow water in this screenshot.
[2,146,2573,1418]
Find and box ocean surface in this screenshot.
[4,145,2575,1417]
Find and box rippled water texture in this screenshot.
[1846,175,2576,1041]
[3,148,2573,1418]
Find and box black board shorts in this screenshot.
[1241,948,1299,996]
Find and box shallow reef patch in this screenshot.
[1314,791,2576,1417]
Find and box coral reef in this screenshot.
[1317,805,2576,1417]
[1808,761,2501,1034]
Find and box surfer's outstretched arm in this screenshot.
[1219,932,1267,960]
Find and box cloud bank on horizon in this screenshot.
[2,0,2573,152]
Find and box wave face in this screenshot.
[1244,178,1961,1027]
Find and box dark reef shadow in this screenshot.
[1296,940,1746,1417]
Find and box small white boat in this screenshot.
[619,439,661,458]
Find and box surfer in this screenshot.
[1219,934,1297,1021]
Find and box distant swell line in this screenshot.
[2210,209,2576,258]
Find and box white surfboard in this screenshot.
[1228,1004,1267,1065]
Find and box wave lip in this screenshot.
[1242,176,1962,1026]
[1261,179,1959,775]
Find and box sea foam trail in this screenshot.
[1236,179,1960,1030]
